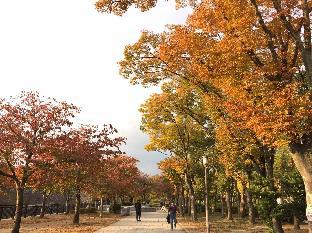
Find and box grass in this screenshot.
[0,212,121,233]
[178,213,309,233]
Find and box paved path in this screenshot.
[95,211,185,233]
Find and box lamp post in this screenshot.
[202,156,210,233]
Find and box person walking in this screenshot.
[134,200,142,221]
[168,202,178,230]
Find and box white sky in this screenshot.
[0,0,191,175]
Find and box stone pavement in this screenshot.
[95,211,185,233]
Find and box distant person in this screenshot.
[134,200,142,221]
[168,202,178,230]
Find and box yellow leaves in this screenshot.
[140,81,213,158]
[158,156,186,184]
[161,157,186,173]
[113,0,312,179]
[96,0,157,15]
[118,31,166,87]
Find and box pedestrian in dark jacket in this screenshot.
[168,202,178,229]
[134,200,142,221]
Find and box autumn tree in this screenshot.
[52,124,125,224]
[140,84,215,220]
[149,175,175,204]
[97,0,312,231]
[95,154,140,206]
[159,156,186,211]
[0,175,14,197]
[188,4,312,231]
[28,162,62,218]
[0,91,78,233]
[274,147,306,229]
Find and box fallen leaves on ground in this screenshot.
[178,214,309,233]
[0,213,121,233]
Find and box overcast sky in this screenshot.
[0,0,191,175]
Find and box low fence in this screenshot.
[0,204,71,220]
[97,204,110,212]
[127,206,157,212]
[0,204,157,220]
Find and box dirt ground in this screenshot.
[178,214,309,233]
[0,213,121,233]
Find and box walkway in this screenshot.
[95,211,185,233]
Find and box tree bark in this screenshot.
[181,184,185,216]
[178,185,183,216]
[40,192,47,218]
[265,153,284,233]
[73,185,81,225]
[290,149,312,233]
[0,206,3,221]
[237,192,241,218]
[185,174,197,221]
[188,194,191,216]
[272,217,284,233]
[235,181,242,218]
[65,191,70,214]
[246,188,255,224]
[221,192,225,218]
[185,189,190,215]
[190,190,197,221]
[11,186,24,233]
[100,197,104,218]
[225,188,233,220]
[240,185,247,218]
[293,214,300,230]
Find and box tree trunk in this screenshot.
[273,217,284,233]
[188,194,191,216]
[190,191,197,221]
[293,215,300,230]
[265,152,284,233]
[226,188,233,220]
[289,136,312,233]
[185,174,197,221]
[221,192,225,218]
[73,186,81,225]
[65,191,70,214]
[181,184,185,216]
[240,194,246,218]
[235,182,242,218]
[100,197,104,218]
[185,189,190,215]
[11,186,24,233]
[40,192,47,218]
[246,188,255,224]
[178,185,183,216]
[240,185,247,218]
[0,206,3,221]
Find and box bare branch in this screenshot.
[271,0,305,54]
[250,0,279,63]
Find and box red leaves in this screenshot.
[97,154,140,197]
[0,91,79,187]
[0,91,131,199]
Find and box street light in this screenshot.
[202,156,210,233]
